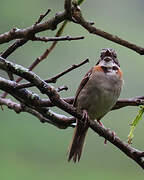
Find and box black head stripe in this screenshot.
[96,48,120,67]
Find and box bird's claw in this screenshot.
[104,128,116,145]
[81,109,89,127]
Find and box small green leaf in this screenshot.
[128,106,144,144]
[77,0,85,5]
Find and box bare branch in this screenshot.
[112,96,144,110]
[34,96,144,109]
[72,6,144,55]
[0,57,144,168]
[0,11,67,44]
[1,9,51,59]
[1,17,69,98]
[0,97,22,113]
[49,58,89,83]
[0,57,83,119]
[56,85,68,92]
[89,120,144,169]
[34,9,51,25]
[0,21,69,98]
[0,76,75,128]
[15,58,89,89]
[1,0,144,169]
[1,39,29,59]
[1,9,51,58]
[23,105,75,129]
[0,54,143,111]
[0,96,74,129]
[31,35,84,42]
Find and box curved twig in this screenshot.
[72,6,144,55]
[15,58,89,89]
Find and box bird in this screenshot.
[68,48,123,162]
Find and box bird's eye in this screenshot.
[112,66,118,70]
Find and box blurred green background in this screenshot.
[0,0,144,179]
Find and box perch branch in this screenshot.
[89,120,144,169]
[0,96,73,128]
[0,76,75,128]
[112,96,144,110]
[0,57,144,168]
[1,0,144,168]
[39,96,144,109]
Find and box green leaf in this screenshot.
[128,106,144,144]
[77,0,85,5]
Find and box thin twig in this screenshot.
[113,96,144,110]
[56,85,68,92]
[1,38,29,59]
[1,9,51,58]
[34,9,51,25]
[0,9,52,97]
[72,6,144,55]
[14,58,89,89]
[31,35,84,42]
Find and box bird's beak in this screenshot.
[99,58,115,68]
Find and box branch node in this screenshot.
[10,28,17,35]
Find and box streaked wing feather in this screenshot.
[73,67,93,107]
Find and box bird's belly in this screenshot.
[77,73,121,120]
[87,89,117,119]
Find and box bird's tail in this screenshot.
[68,120,89,162]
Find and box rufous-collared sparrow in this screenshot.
[68,48,123,162]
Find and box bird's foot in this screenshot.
[81,109,89,127]
[111,130,116,142]
[97,119,105,128]
[105,129,117,144]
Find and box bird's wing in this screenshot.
[73,67,93,107]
